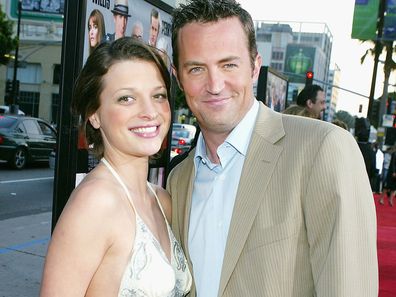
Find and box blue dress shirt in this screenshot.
[188,100,259,297]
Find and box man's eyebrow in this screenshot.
[182,56,241,68]
[218,56,241,63]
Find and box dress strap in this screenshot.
[146,182,169,226]
[101,158,137,213]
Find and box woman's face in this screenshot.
[89,59,171,159]
[88,17,99,48]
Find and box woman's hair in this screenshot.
[72,37,171,159]
[88,9,106,55]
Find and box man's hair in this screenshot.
[171,0,257,70]
[71,37,170,159]
[296,84,324,107]
[150,8,161,29]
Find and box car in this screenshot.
[171,123,197,156]
[0,115,57,169]
[0,105,25,116]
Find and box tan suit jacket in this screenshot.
[167,103,378,297]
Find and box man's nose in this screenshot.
[206,68,225,95]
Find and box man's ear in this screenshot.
[306,99,314,108]
[172,65,183,91]
[88,113,100,129]
[252,54,262,81]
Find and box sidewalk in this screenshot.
[0,212,51,297]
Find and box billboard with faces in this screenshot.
[83,0,173,67]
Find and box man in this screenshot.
[104,0,131,42]
[148,8,160,47]
[131,20,144,41]
[166,0,378,296]
[296,84,326,119]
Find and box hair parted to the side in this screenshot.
[71,37,171,159]
[88,9,106,55]
[171,0,258,70]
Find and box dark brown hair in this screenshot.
[171,0,258,70]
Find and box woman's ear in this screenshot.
[88,113,100,129]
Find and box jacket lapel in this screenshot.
[218,103,285,296]
[176,153,196,270]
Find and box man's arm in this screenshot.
[303,127,378,296]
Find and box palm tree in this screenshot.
[361,40,396,126]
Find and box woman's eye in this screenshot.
[153,93,168,101]
[118,96,135,103]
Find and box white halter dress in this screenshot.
[101,158,192,297]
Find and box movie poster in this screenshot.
[80,0,173,186]
[83,0,172,68]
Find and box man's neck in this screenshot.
[201,130,230,164]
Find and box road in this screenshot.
[0,161,54,220]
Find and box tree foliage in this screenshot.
[0,4,17,65]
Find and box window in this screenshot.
[271,51,284,60]
[15,123,26,134]
[38,121,56,137]
[7,63,42,84]
[23,119,41,135]
[53,64,61,84]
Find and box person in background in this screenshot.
[131,20,144,41]
[282,104,316,118]
[87,9,106,55]
[105,0,131,42]
[355,117,376,191]
[380,145,396,206]
[40,38,191,297]
[331,119,349,130]
[166,0,378,296]
[148,8,161,48]
[296,84,326,119]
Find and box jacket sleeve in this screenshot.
[302,127,378,296]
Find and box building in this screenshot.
[255,20,335,120]
[326,63,341,121]
[0,1,63,124]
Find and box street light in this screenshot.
[11,0,22,114]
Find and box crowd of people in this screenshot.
[40,0,379,296]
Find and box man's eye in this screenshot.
[188,67,204,74]
[224,63,237,69]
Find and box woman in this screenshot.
[88,9,106,55]
[40,38,192,296]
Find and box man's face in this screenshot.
[307,90,326,119]
[132,25,143,40]
[176,17,261,136]
[149,16,160,47]
[114,14,128,40]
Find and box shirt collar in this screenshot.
[194,99,259,165]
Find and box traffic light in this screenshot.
[5,80,13,95]
[305,71,314,86]
[14,80,20,95]
[369,99,380,128]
